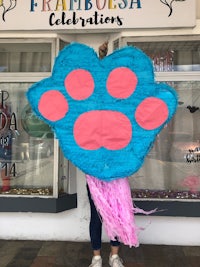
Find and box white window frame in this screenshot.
[0,38,60,198]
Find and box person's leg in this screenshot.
[109,240,124,267]
[110,240,120,256]
[87,184,103,266]
[87,184,124,266]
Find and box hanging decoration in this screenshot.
[27,42,178,247]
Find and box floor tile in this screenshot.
[38,241,65,257]
[125,263,145,267]
[183,246,200,256]
[30,256,56,267]
[187,256,200,267]
[0,240,199,267]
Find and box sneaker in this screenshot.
[89,255,102,267]
[109,254,124,267]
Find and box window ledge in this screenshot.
[0,193,77,213]
[134,199,200,217]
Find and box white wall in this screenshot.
[0,169,200,245]
[197,0,200,18]
[0,170,90,242]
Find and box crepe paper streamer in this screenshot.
[27,43,178,181]
[86,174,157,247]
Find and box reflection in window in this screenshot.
[0,83,54,196]
[130,81,200,200]
[0,43,51,72]
[128,41,200,72]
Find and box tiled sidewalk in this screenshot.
[0,240,200,267]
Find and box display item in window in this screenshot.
[0,101,12,192]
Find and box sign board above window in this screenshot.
[0,0,196,31]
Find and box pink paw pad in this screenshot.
[135,97,169,130]
[64,69,94,100]
[107,67,138,99]
[38,90,68,122]
[74,110,132,150]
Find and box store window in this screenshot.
[127,40,200,72]
[130,81,200,200]
[114,36,200,216]
[0,39,77,212]
[0,82,55,195]
[0,43,51,72]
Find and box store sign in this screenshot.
[0,91,17,179]
[0,0,196,30]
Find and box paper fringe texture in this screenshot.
[86,175,156,247]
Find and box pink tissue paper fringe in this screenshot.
[86,175,156,247]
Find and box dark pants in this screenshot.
[87,184,120,250]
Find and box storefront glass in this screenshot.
[127,40,200,72]
[0,82,54,196]
[130,81,200,200]
[0,43,51,72]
